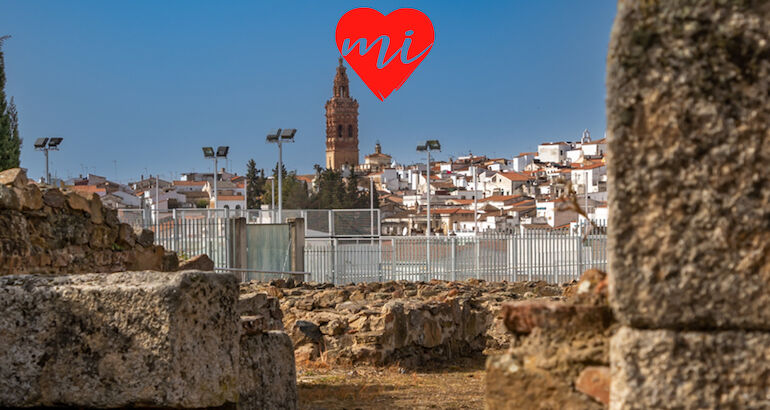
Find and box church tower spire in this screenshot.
[325,58,360,170]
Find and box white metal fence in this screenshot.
[118,209,232,268]
[305,220,607,284]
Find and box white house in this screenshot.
[581,138,607,157]
[144,188,187,212]
[537,142,571,163]
[570,162,607,194]
[512,153,535,172]
[173,180,207,192]
[536,198,578,227]
[486,171,532,196]
[566,148,584,164]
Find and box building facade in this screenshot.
[325,58,360,170]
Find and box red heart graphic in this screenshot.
[336,8,434,101]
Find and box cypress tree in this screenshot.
[245,159,262,209]
[0,36,21,171]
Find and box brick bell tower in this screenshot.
[325,58,360,170]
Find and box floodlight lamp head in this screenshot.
[280,128,296,140]
[216,146,229,157]
[266,129,281,143]
[202,147,215,158]
[426,140,441,151]
[47,137,63,148]
[34,138,49,149]
[416,144,427,152]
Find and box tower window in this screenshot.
[348,125,353,139]
[337,125,342,139]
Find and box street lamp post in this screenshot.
[473,165,479,233]
[266,129,296,223]
[202,146,229,208]
[34,137,63,185]
[267,176,276,222]
[417,139,441,280]
[369,176,375,244]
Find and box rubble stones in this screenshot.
[0,270,240,408]
[242,279,562,366]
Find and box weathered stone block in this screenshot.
[14,185,43,211]
[0,183,20,210]
[134,227,155,247]
[0,167,28,188]
[179,253,215,271]
[239,331,298,410]
[0,270,240,408]
[611,327,770,410]
[607,0,770,329]
[66,191,91,213]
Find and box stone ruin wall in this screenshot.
[0,167,299,408]
[242,279,564,367]
[0,168,177,275]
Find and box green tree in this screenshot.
[308,167,378,209]
[0,36,22,171]
[245,159,264,209]
[262,163,310,209]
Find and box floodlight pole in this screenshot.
[45,149,50,185]
[473,165,478,234]
[426,149,431,278]
[213,156,218,208]
[370,176,374,244]
[270,177,276,222]
[278,140,283,222]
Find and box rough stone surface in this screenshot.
[0,270,240,408]
[0,168,176,275]
[239,331,298,410]
[611,326,770,410]
[608,0,770,329]
[242,279,563,366]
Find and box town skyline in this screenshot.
[1,1,616,183]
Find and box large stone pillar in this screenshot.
[607,1,770,408]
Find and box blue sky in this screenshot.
[1,1,617,182]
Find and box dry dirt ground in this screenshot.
[297,355,488,410]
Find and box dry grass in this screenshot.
[297,356,486,410]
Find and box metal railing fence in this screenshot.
[118,208,380,239]
[305,220,607,284]
[118,209,232,269]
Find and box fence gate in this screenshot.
[246,224,292,276]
